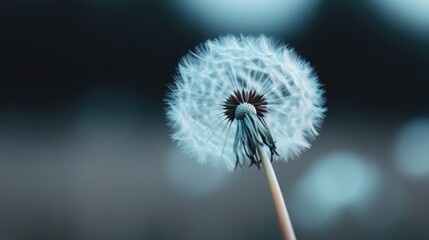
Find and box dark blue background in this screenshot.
[1,1,428,239]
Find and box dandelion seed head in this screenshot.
[165,35,326,171]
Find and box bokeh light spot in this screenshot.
[394,118,429,178]
[171,0,321,33]
[290,151,380,230]
[371,0,429,35]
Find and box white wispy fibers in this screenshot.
[166,35,324,239]
[166,35,325,171]
[289,152,380,230]
[394,118,429,178]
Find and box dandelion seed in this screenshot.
[165,35,326,240]
[166,35,325,171]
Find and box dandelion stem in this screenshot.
[257,144,296,240]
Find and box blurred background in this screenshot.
[1,0,429,239]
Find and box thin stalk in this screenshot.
[257,144,296,240]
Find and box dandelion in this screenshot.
[165,35,326,239]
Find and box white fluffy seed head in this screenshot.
[165,35,326,171]
[235,103,256,120]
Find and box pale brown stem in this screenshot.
[257,144,296,240]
